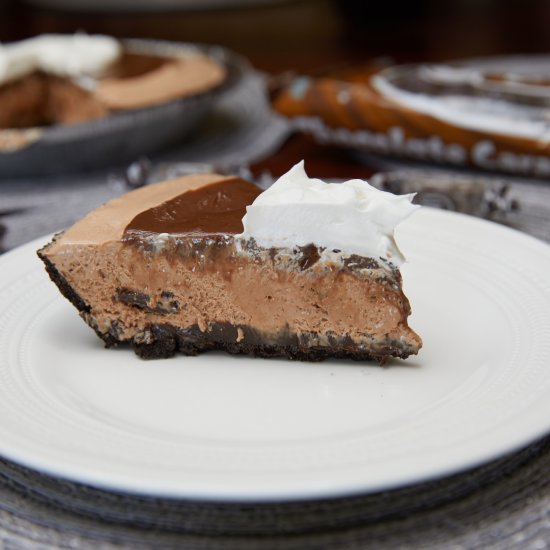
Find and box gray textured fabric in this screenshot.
[367,161,550,244]
[1,71,550,549]
[0,436,549,548]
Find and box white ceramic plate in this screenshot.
[1,208,550,502]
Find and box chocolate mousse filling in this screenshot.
[39,174,421,364]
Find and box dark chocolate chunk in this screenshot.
[297,244,321,270]
[114,287,180,314]
[343,255,380,270]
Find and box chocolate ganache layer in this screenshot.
[125,178,261,235]
[38,173,421,364]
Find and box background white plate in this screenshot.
[1,208,550,502]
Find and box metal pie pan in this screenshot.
[0,39,247,178]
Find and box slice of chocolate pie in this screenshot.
[38,163,422,363]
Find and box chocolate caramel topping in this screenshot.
[124,177,262,235]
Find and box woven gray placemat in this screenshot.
[0,435,549,548]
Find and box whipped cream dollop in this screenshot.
[0,34,121,85]
[238,161,418,266]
